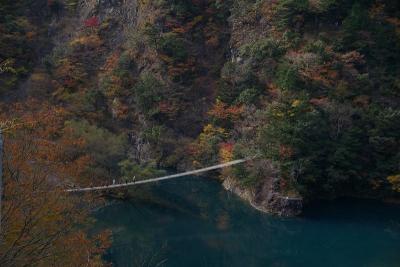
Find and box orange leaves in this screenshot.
[189,123,229,164]
[279,144,294,159]
[61,230,111,267]
[0,100,90,182]
[340,51,365,66]
[102,52,121,72]
[158,100,179,117]
[219,142,234,162]
[0,100,110,267]
[111,97,129,119]
[293,46,365,90]
[386,17,400,35]
[25,31,36,40]
[206,35,219,48]
[165,57,196,78]
[171,26,187,34]
[54,58,87,90]
[368,0,400,36]
[309,97,329,107]
[70,34,103,49]
[353,95,370,108]
[208,100,230,120]
[208,99,243,121]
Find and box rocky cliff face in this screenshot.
[2,0,300,216]
[222,176,303,217]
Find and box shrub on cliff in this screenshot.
[132,73,165,118]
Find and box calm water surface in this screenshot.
[95,176,400,267]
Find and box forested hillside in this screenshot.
[1,0,399,265]
[223,0,400,202]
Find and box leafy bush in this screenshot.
[342,2,370,32]
[158,32,188,62]
[65,120,128,177]
[191,124,228,165]
[63,0,79,12]
[239,38,285,61]
[273,0,309,29]
[275,62,301,91]
[235,87,263,105]
[132,73,164,118]
[118,160,166,182]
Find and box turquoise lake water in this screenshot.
[95,176,400,267]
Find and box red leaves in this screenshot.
[84,16,100,28]
[220,142,234,153]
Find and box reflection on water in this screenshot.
[95,176,400,267]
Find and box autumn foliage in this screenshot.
[84,16,100,28]
[0,101,111,267]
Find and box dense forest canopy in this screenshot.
[0,0,399,265]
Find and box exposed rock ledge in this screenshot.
[222,176,303,217]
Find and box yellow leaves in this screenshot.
[0,119,20,132]
[70,34,103,49]
[201,124,227,138]
[190,124,230,166]
[0,59,17,74]
[198,124,227,147]
[159,54,174,63]
[192,160,201,168]
[387,174,400,192]
[273,111,285,118]
[291,99,301,108]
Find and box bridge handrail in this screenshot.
[66,158,251,192]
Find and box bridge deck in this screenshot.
[66,158,250,192]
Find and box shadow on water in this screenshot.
[95,176,400,267]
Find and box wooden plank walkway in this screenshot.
[66,158,250,193]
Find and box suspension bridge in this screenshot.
[66,158,251,193]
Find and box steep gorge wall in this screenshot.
[3,0,399,216]
[16,0,235,180]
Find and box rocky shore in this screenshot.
[222,176,303,217]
